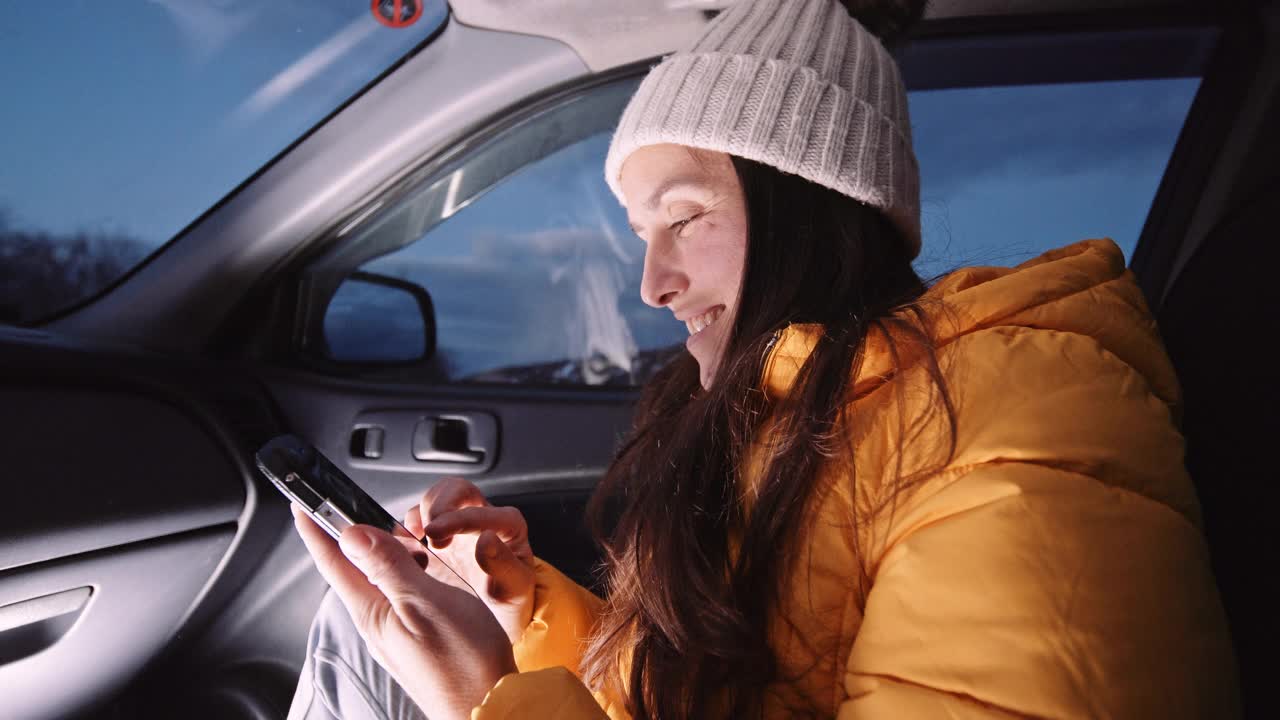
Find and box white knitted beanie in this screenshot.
[604,0,921,257]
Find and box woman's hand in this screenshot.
[404,478,537,644]
[293,505,516,720]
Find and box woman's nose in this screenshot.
[639,237,686,309]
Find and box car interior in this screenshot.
[1,1,1276,718]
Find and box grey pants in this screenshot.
[288,591,428,720]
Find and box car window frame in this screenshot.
[277,65,651,386]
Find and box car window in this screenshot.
[310,74,1200,388]
[302,77,684,387]
[0,0,447,325]
[910,77,1201,280]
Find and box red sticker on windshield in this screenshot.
[371,0,423,28]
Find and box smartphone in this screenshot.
[257,434,409,540]
[255,434,475,595]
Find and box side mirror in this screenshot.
[321,271,436,365]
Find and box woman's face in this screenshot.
[619,144,749,389]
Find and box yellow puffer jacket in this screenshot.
[472,239,1239,719]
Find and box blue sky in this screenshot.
[0,0,443,244]
[909,79,1199,279]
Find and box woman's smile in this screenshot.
[683,305,726,357]
[684,305,725,337]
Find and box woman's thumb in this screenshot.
[341,525,430,599]
[474,530,535,604]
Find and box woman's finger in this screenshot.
[339,525,434,607]
[293,506,518,718]
[424,506,528,551]
[292,505,386,624]
[475,530,536,644]
[404,504,425,539]
[475,530,535,603]
[294,505,439,637]
[420,477,487,525]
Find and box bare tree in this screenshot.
[0,209,149,324]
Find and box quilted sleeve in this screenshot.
[470,559,623,719]
[836,326,1238,718]
[512,557,606,675]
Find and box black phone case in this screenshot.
[256,434,402,539]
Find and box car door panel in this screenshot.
[0,328,282,719]
[260,373,632,500]
[1,386,244,571]
[260,372,628,584]
[1,527,235,720]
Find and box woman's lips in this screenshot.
[684,306,725,336]
[684,305,726,353]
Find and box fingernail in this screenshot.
[340,527,374,559]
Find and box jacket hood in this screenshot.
[762,238,1180,416]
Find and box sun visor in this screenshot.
[450,0,738,72]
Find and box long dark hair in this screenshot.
[582,155,958,718]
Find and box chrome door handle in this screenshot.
[0,587,91,666]
[413,416,486,464]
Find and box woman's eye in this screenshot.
[671,214,701,235]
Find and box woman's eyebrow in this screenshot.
[644,174,712,211]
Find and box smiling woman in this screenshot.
[0,0,446,324]
[287,1,1237,719]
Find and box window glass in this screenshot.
[317,75,1200,387]
[308,77,680,386]
[0,0,446,325]
[357,131,681,385]
[909,77,1201,280]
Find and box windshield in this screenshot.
[0,0,447,325]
